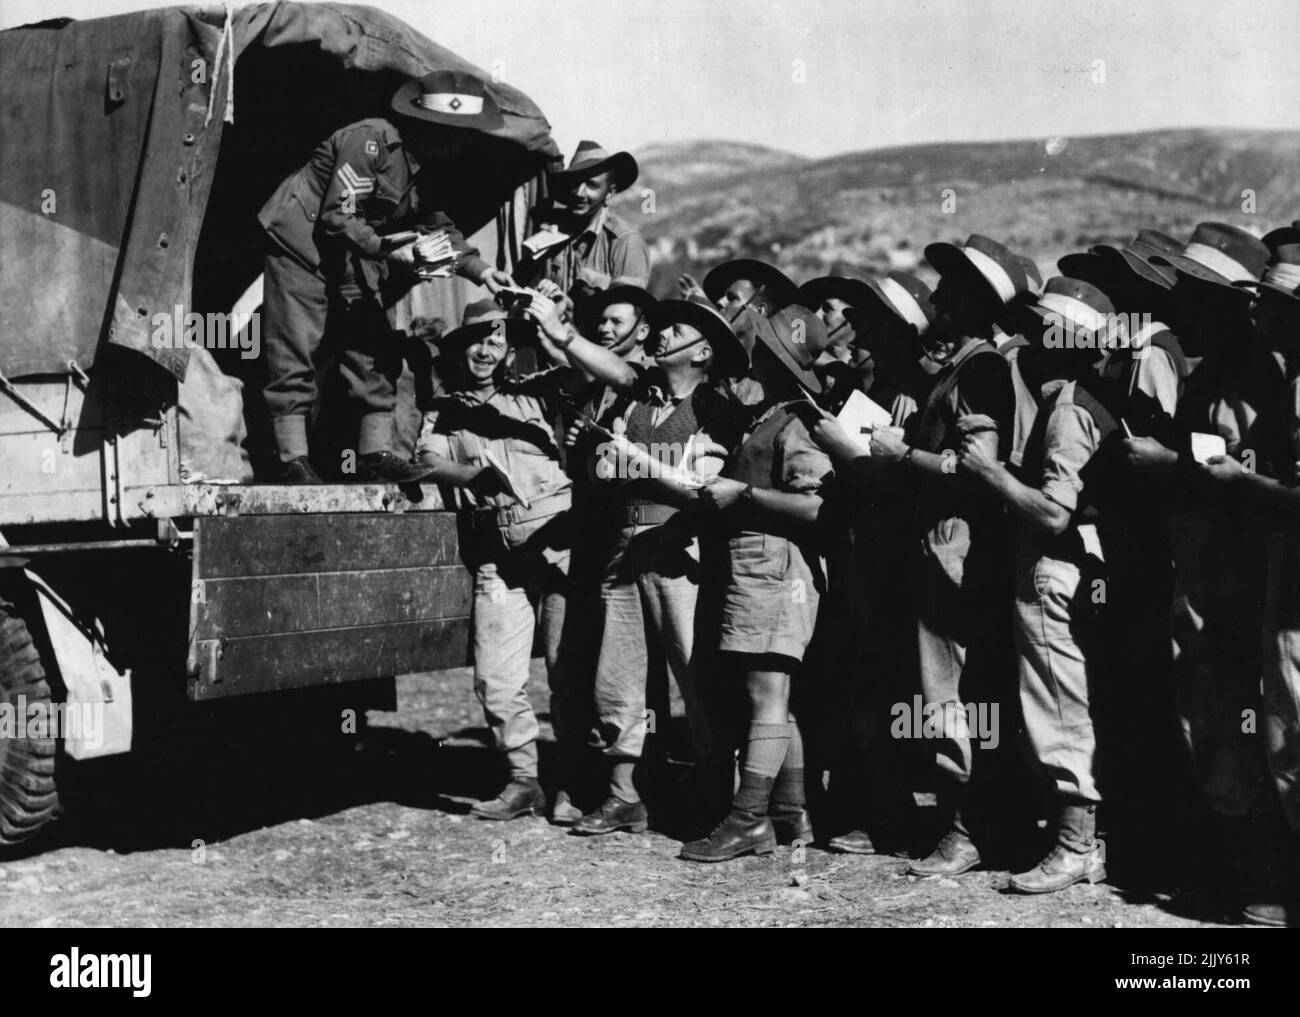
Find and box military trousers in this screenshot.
[470,521,586,780]
[1014,544,1102,804]
[262,241,404,459]
[592,522,725,765]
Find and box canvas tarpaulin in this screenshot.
[0,1,559,383]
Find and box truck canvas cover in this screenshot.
[0,1,559,382]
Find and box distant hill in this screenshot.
[631,139,807,193]
[614,129,1300,295]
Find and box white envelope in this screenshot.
[1191,432,1227,464]
[834,389,895,455]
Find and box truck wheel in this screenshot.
[0,596,60,847]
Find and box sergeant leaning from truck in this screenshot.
[258,70,515,484]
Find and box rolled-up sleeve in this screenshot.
[1039,404,1101,512]
[779,419,834,493]
[415,406,455,463]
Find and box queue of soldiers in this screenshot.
[256,71,1300,925]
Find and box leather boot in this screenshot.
[770,806,814,846]
[471,778,547,821]
[277,457,322,484]
[828,829,878,855]
[909,783,981,876]
[573,796,649,836]
[550,790,584,826]
[1233,814,1296,925]
[1009,801,1106,893]
[680,809,777,862]
[907,828,982,876]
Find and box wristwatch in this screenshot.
[740,484,755,504]
[901,446,916,465]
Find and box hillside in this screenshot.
[613,129,1300,294]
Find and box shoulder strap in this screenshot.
[917,341,999,449]
[1070,384,1119,440]
[1148,332,1191,380]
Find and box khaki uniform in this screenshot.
[416,370,584,778]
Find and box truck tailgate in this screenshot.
[187,512,471,700]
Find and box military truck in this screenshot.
[0,2,559,846]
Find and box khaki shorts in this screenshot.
[718,531,821,662]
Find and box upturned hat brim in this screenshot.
[702,260,799,309]
[1148,251,1248,291]
[592,284,658,319]
[798,276,878,310]
[391,78,505,130]
[549,151,639,192]
[649,299,749,378]
[1234,279,1300,304]
[924,241,1006,304]
[751,312,824,395]
[439,317,537,353]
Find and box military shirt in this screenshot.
[541,207,651,293]
[258,117,488,280]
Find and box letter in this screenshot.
[102,954,130,989]
[50,952,70,989]
[921,702,944,740]
[133,955,152,999]
[82,703,102,751]
[60,701,79,742]
[207,312,230,350]
[0,701,14,740]
[80,952,99,988]
[1043,314,1066,349]
[183,312,204,349]
[913,695,924,738]
[890,701,909,739]
[151,312,172,349]
[241,312,261,361]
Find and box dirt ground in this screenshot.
[0,667,1232,928]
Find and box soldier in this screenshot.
[555,286,661,826]
[1119,222,1276,909]
[810,272,938,855]
[1058,229,1197,882]
[413,299,619,822]
[702,259,800,330]
[1187,229,1300,926]
[1059,229,1190,416]
[700,260,799,405]
[522,141,650,309]
[679,306,834,862]
[961,277,1125,892]
[258,70,515,483]
[869,234,1023,877]
[798,273,879,365]
[529,295,749,835]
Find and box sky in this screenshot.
[3,0,1298,159]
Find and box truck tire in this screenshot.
[0,595,60,847]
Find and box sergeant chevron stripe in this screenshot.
[337,162,375,195]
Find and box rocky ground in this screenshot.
[0,668,1234,928]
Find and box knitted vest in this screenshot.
[621,385,707,506]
